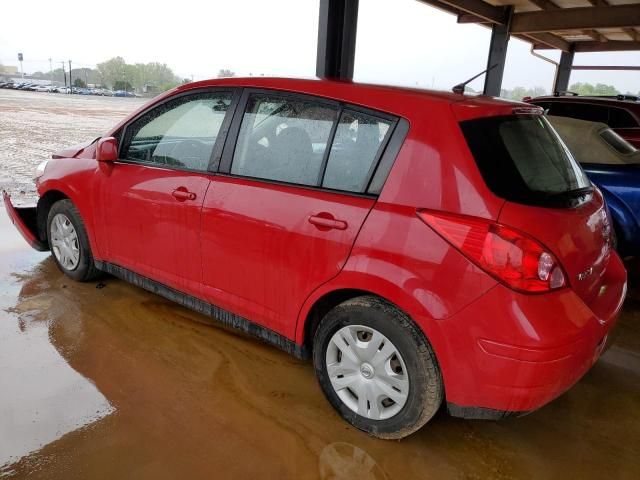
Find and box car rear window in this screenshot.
[460,114,591,207]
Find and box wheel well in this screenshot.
[303,288,379,354]
[36,190,69,242]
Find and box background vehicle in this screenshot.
[527,94,640,148]
[33,85,54,92]
[3,78,626,439]
[113,90,135,97]
[548,115,640,256]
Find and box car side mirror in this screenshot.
[96,137,118,162]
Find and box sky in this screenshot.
[0,0,638,94]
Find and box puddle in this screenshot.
[0,189,639,479]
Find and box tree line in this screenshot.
[500,82,639,101]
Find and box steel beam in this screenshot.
[574,40,640,52]
[553,48,574,94]
[418,0,507,24]
[511,5,640,34]
[316,0,359,80]
[483,6,513,97]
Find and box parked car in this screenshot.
[113,90,135,97]
[548,115,640,256]
[33,85,54,92]
[54,86,70,94]
[3,78,626,439]
[526,93,640,148]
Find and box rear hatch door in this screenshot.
[459,111,613,306]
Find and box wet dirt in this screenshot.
[1,89,640,480]
[0,89,145,203]
[0,215,639,479]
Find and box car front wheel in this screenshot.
[47,199,100,282]
[313,295,443,439]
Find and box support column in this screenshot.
[316,0,359,80]
[553,48,575,94]
[483,7,513,97]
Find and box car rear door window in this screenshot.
[231,94,338,186]
[122,92,232,171]
[547,102,609,124]
[608,107,638,129]
[322,110,392,192]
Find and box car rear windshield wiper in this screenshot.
[541,186,593,201]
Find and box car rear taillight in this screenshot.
[417,210,567,293]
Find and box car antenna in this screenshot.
[452,64,498,95]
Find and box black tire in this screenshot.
[47,199,101,282]
[312,295,443,440]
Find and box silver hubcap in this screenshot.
[50,213,80,271]
[326,325,409,420]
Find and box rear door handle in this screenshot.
[308,214,348,231]
[172,189,196,201]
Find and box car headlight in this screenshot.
[35,160,49,179]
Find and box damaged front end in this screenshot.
[2,191,49,251]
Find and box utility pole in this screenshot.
[68,60,72,93]
[18,53,24,79]
[49,58,53,86]
[84,68,88,87]
[61,62,67,89]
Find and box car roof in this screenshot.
[531,95,640,106]
[173,76,524,119]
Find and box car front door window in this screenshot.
[122,92,232,171]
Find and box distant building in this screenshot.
[0,65,18,75]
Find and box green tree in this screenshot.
[569,82,620,96]
[73,78,86,88]
[97,57,180,92]
[113,80,133,91]
[500,86,548,101]
[97,57,127,90]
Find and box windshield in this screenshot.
[460,114,591,207]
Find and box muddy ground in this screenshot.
[0,89,145,202]
[0,89,639,479]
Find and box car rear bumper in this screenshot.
[2,191,48,251]
[433,253,627,416]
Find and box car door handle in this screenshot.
[172,189,196,201]
[308,214,348,231]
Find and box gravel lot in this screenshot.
[0,89,146,203]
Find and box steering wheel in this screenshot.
[167,139,207,168]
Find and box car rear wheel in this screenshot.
[47,199,100,282]
[313,295,443,439]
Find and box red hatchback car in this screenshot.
[4,78,627,439]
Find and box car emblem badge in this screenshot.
[577,267,594,281]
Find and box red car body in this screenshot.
[4,77,627,419]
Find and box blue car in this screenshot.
[549,115,640,256]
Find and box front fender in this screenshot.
[37,158,102,259]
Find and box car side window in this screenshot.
[121,92,232,172]
[231,94,338,186]
[546,102,607,123]
[322,110,391,192]
[608,108,638,129]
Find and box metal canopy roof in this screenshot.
[419,0,640,52]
